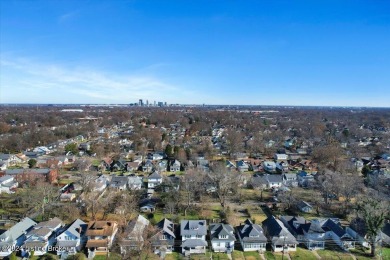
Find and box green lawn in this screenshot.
[212,252,230,260]
[164,252,185,260]
[264,251,276,260]
[243,251,261,260]
[316,249,354,259]
[289,248,317,260]
[232,250,245,260]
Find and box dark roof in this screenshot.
[156,218,175,238]
[262,216,298,245]
[237,219,267,243]
[320,219,346,237]
[210,223,236,241]
[148,171,162,179]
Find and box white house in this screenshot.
[0,218,37,258]
[236,219,267,252]
[263,161,276,173]
[22,217,64,257]
[210,223,236,253]
[262,216,298,252]
[274,153,288,161]
[56,219,87,257]
[0,175,18,194]
[128,176,143,190]
[147,172,162,189]
[180,220,208,255]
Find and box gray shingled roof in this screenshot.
[262,217,298,245]
[157,218,175,238]
[182,239,207,247]
[180,220,207,236]
[237,219,267,243]
[210,223,236,241]
[0,217,36,245]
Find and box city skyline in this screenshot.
[1,0,390,107]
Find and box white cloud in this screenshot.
[0,57,189,104]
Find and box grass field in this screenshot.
[243,251,261,260]
[316,249,354,259]
[289,248,317,260]
[232,250,245,260]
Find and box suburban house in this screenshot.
[262,216,298,252]
[147,171,163,189]
[142,160,154,173]
[56,219,88,258]
[22,217,64,256]
[274,153,288,161]
[109,176,128,190]
[120,215,150,254]
[0,153,23,167]
[128,176,143,190]
[169,160,181,172]
[276,161,289,173]
[210,223,236,253]
[263,161,276,173]
[0,175,18,194]
[236,160,250,172]
[127,161,141,172]
[196,158,210,172]
[85,221,118,258]
[60,193,76,202]
[0,168,58,184]
[157,160,168,172]
[297,171,315,187]
[319,218,355,250]
[150,218,176,256]
[236,219,267,252]
[280,216,325,250]
[265,174,283,189]
[148,152,165,161]
[297,201,313,213]
[93,175,110,192]
[282,173,298,187]
[180,220,208,255]
[0,217,37,257]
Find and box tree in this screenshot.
[165,144,173,158]
[209,162,241,209]
[65,142,79,155]
[28,159,37,168]
[357,197,389,257]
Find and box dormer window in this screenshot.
[219,235,228,239]
[161,235,167,240]
[249,234,259,238]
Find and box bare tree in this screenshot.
[209,162,241,209]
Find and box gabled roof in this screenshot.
[262,216,298,245]
[34,217,63,229]
[0,218,36,244]
[237,219,267,243]
[210,223,235,241]
[320,218,347,238]
[148,171,162,179]
[180,220,207,236]
[59,219,87,239]
[156,218,175,238]
[182,239,207,247]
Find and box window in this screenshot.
[161,235,167,240]
[185,235,191,239]
[219,235,228,239]
[196,235,202,238]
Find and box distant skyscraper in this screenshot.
[158,102,163,107]
[146,100,149,106]
[139,99,143,106]
[154,101,156,106]
[164,102,167,106]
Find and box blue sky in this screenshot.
[1,0,389,106]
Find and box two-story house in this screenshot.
[128,176,143,190]
[56,219,87,257]
[0,218,37,258]
[22,217,64,256]
[169,160,181,172]
[180,220,208,255]
[147,171,162,189]
[210,223,236,253]
[85,221,118,258]
[0,175,18,194]
[236,219,267,252]
[262,216,298,252]
[280,216,325,250]
[150,218,176,256]
[119,215,150,254]
[319,218,355,250]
